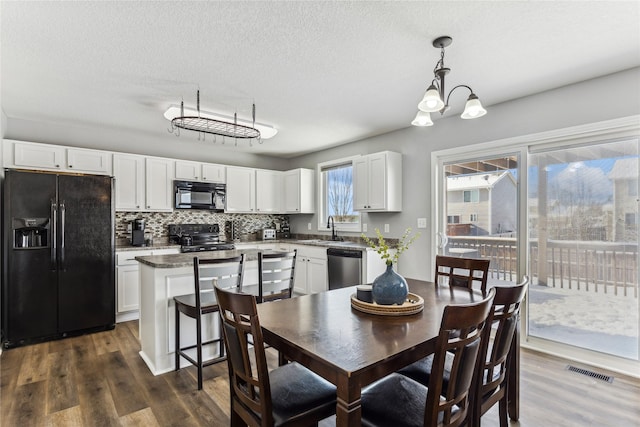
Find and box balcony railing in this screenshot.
[447,236,638,297]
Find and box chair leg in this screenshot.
[197,312,203,390]
[218,313,225,360]
[175,306,180,371]
[499,396,508,427]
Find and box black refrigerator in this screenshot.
[2,169,115,348]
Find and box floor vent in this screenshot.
[565,365,614,383]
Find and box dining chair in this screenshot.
[435,255,491,295]
[214,286,337,427]
[257,250,297,303]
[471,276,529,427]
[361,289,495,427]
[174,255,244,390]
[397,278,529,427]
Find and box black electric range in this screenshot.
[168,224,235,253]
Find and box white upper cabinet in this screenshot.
[4,140,111,175]
[226,166,256,213]
[145,158,174,211]
[113,153,145,210]
[255,169,282,213]
[66,148,111,174]
[354,151,402,212]
[283,168,315,214]
[201,163,226,183]
[175,160,200,181]
[175,160,226,183]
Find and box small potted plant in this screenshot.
[362,228,420,305]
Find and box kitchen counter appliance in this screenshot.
[327,247,363,290]
[174,180,226,211]
[2,170,115,348]
[168,223,235,253]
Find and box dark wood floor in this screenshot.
[1,321,639,426]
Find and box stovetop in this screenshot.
[168,223,235,253]
[179,243,236,253]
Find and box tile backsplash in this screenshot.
[115,211,289,242]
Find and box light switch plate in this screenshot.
[384,224,389,233]
[417,218,427,229]
[308,223,312,230]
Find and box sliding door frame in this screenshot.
[430,115,640,377]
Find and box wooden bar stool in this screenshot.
[174,255,244,390]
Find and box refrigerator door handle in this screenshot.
[60,200,66,270]
[51,199,58,271]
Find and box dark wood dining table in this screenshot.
[256,278,521,426]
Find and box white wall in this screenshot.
[287,67,640,280]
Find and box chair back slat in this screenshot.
[193,255,244,308]
[425,288,495,427]
[435,255,491,295]
[258,250,297,303]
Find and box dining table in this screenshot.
[256,278,521,426]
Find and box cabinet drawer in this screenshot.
[116,250,153,265]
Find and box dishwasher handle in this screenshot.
[327,248,363,258]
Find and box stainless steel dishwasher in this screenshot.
[327,248,363,289]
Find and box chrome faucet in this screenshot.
[327,216,340,241]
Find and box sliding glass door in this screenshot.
[527,138,639,360]
[437,154,522,288]
[434,133,639,366]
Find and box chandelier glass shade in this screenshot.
[412,36,486,126]
[411,111,433,127]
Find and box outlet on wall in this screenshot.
[363,223,368,232]
[384,224,389,233]
[308,222,312,230]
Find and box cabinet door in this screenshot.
[283,170,300,213]
[353,157,369,210]
[145,158,174,211]
[202,163,226,183]
[256,169,282,213]
[293,257,308,294]
[113,154,145,210]
[175,160,200,180]
[366,152,387,210]
[307,257,328,294]
[67,148,111,174]
[226,167,255,213]
[13,142,64,170]
[117,265,140,313]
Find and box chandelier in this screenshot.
[166,90,276,145]
[412,36,487,127]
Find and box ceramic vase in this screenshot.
[372,264,408,305]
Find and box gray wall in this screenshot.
[287,67,640,280]
[2,68,639,280]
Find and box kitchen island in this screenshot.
[135,241,386,376]
[136,249,263,375]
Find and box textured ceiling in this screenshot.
[2,1,640,158]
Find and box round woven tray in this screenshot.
[350,292,424,316]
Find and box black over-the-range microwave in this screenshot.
[174,180,226,211]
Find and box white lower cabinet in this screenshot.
[116,248,180,322]
[291,245,328,294]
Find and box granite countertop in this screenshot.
[134,238,375,269]
[136,249,262,268]
[116,242,181,251]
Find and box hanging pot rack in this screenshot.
[168,90,262,143]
